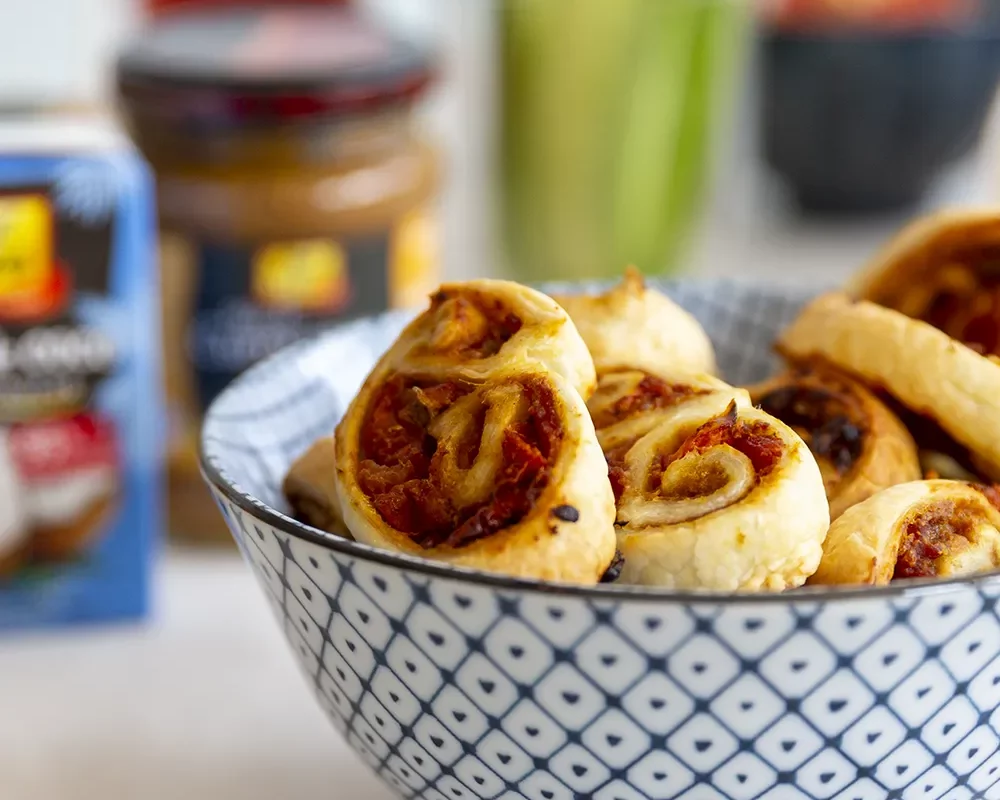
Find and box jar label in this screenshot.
[251,239,352,313]
[189,235,388,411]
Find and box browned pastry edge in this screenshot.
[748,364,921,520]
[848,209,1000,307]
[282,437,350,538]
[808,480,1000,586]
[775,293,1000,481]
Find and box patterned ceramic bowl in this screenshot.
[200,281,1000,800]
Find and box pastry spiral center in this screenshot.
[429,383,526,509]
[895,498,983,579]
[617,403,784,527]
[424,291,523,359]
[357,375,562,549]
[621,445,754,526]
[895,485,1000,580]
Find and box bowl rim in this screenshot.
[199,277,1000,604]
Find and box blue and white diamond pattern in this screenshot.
[202,280,1000,798]
[211,490,1000,800]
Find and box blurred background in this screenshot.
[3,0,1000,798]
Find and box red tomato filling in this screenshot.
[357,375,562,548]
[591,372,708,430]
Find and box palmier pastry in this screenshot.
[283,438,349,537]
[810,480,1000,586]
[552,268,716,376]
[334,281,616,584]
[848,209,1000,357]
[777,293,1000,480]
[749,367,920,520]
[588,368,828,591]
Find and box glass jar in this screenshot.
[117,6,441,543]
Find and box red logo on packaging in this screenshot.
[9,413,119,480]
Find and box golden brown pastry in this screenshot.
[585,367,828,591]
[810,480,1000,585]
[282,438,349,537]
[552,268,717,376]
[333,281,616,584]
[387,279,597,398]
[848,209,1000,356]
[749,367,920,520]
[588,368,747,460]
[777,293,1000,481]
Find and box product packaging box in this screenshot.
[0,117,161,629]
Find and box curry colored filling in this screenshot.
[756,382,865,478]
[424,290,523,359]
[590,372,708,429]
[664,406,784,479]
[357,375,561,548]
[605,443,631,502]
[607,405,784,503]
[894,498,981,579]
[889,247,1000,356]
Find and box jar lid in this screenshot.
[116,6,434,126]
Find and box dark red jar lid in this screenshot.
[116,5,434,127]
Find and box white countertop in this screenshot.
[0,551,393,800]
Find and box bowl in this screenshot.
[760,25,1000,215]
[201,279,1000,800]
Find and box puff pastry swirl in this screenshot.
[777,293,1000,481]
[587,367,829,591]
[552,268,716,376]
[749,367,920,520]
[383,279,596,397]
[810,479,1000,585]
[334,281,616,583]
[849,209,1000,357]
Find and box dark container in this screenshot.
[761,23,1000,214]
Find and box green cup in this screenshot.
[498,0,748,281]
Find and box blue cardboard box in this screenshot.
[0,119,161,629]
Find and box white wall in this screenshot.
[0,0,141,108]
